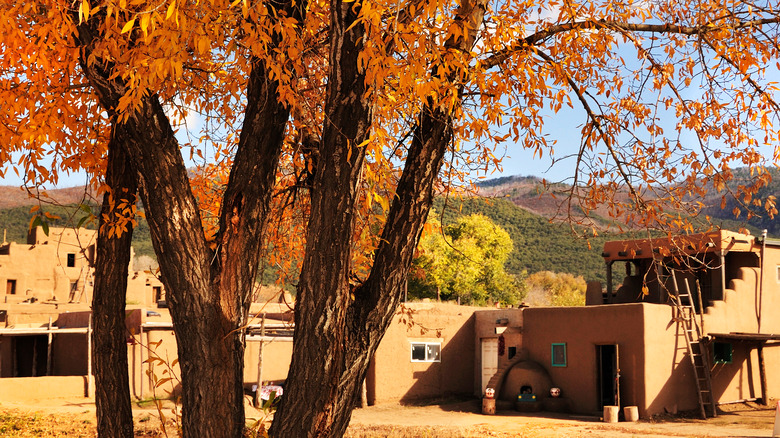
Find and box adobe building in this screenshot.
[366,302,480,404]
[478,230,780,419]
[1,226,164,307]
[0,226,164,387]
[3,226,780,422]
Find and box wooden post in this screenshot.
[86,315,92,397]
[139,325,145,398]
[759,344,768,405]
[695,280,705,333]
[719,252,726,300]
[46,317,53,376]
[606,261,613,304]
[255,314,266,407]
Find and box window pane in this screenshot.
[713,342,732,364]
[426,344,441,361]
[551,343,567,367]
[411,344,426,361]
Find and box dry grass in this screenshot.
[0,410,96,437]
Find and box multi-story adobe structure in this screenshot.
[2,228,779,422]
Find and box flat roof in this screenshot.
[709,332,780,343]
[0,327,89,336]
[602,230,759,262]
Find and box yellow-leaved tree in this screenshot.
[1,0,779,435]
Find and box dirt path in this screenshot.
[1,397,777,437]
[347,400,776,437]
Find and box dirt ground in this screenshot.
[0,396,777,437]
[346,399,778,437]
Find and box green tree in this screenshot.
[411,214,525,305]
[525,271,586,307]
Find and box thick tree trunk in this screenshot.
[77,11,297,435]
[269,0,371,434]
[269,0,487,435]
[92,127,137,438]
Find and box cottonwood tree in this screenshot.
[411,213,524,305]
[2,0,779,436]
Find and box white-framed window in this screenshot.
[410,342,441,362]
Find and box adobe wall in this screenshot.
[641,303,700,415]
[703,267,762,334]
[1,240,92,304]
[473,308,523,396]
[522,304,649,416]
[1,227,164,308]
[127,328,181,399]
[369,302,477,404]
[127,326,295,399]
[243,338,293,386]
[708,343,779,404]
[0,375,90,402]
[1,303,87,327]
[700,243,780,404]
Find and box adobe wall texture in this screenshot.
[473,308,523,396]
[0,375,90,401]
[369,302,478,404]
[522,303,649,415]
[1,226,164,307]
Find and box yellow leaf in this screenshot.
[166,0,176,19]
[140,14,150,36]
[121,18,135,34]
[81,0,91,22]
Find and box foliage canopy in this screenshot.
[410,213,525,305]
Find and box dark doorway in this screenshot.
[14,335,48,377]
[597,344,620,409]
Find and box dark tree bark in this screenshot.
[91,127,137,438]
[75,3,304,436]
[269,0,488,435]
[76,0,484,434]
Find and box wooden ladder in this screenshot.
[670,270,717,419]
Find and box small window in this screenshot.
[67,253,76,267]
[551,343,567,367]
[713,342,733,364]
[69,281,79,301]
[508,346,517,360]
[776,265,780,283]
[410,342,441,362]
[6,280,16,295]
[153,286,164,302]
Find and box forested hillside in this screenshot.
[434,197,615,283]
[2,166,775,285]
[477,170,779,237]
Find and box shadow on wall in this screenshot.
[709,343,760,404]
[645,359,714,416]
[396,313,476,405]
